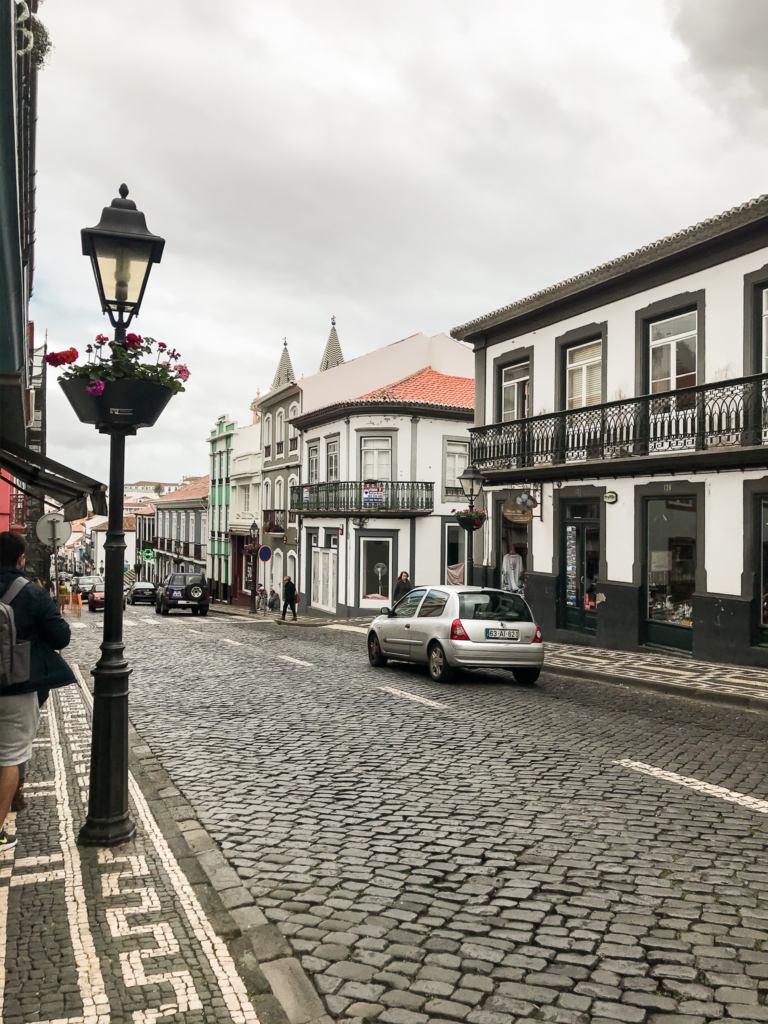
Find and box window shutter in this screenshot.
[586,361,601,405]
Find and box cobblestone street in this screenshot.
[65,607,768,1024]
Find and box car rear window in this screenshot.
[458,591,531,622]
[93,585,105,592]
[170,574,204,585]
[134,583,155,589]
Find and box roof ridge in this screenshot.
[452,192,768,336]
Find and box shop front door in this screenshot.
[561,504,600,635]
[311,547,337,614]
[645,496,696,652]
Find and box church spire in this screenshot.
[271,338,295,390]
[318,316,345,372]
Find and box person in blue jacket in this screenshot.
[0,531,75,850]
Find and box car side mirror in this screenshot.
[381,606,391,617]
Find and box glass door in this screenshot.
[645,497,696,652]
[561,503,600,635]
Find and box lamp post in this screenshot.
[459,464,484,587]
[249,520,259,615]
[77,185,165,847]
[173,541,183,569]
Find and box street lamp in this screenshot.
[249,521,259,615]
[77,187,165,848]
[459,464,484,587]
[173,541,183,568]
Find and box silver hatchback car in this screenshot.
[367,585,544,684]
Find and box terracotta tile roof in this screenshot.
[154,475,210,502]
[452,192,768,338]
[357,368,474,408]
[92,516,136,532]
[134,506,156,515]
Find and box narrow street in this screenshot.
[68,608,768,1024]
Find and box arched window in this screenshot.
[276,410,284,442]
[264,415,272,451]
[275,478,284,510]
[288,403,299,438]
[263,479,271,512]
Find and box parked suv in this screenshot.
[367,585,544,684]
[155,573,210,616]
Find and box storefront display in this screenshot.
[646,497,696,642]
[560,503,600,635]
[500,495,531,593]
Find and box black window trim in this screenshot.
[743,264,768,376]
[492,345,534,424]
[554,321,607,411]
[634,290,705,397]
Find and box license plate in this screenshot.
[485,628,519,640]
[176,600,189,605]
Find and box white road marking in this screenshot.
[277,654,314,667]
[614,759,768,814]
[140,617,159,625]
[323,623,368,634]
[72,667,260,1024]
[70,623,88,629]
[188,629,205,635]
[219,638,244,646]
[379,685,448,709]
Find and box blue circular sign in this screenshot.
[258,545,272,562]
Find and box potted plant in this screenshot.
[49,333,189,431]
[452,507,487,532]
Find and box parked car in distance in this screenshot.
[128,581,157,605]
[367,585,544,684]
[87,583,126,612]
[73,575,103,594]
[155,573,210,616]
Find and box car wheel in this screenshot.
[155,600,162,614]
[368,632,387,667]
[428,643,454,683]
[512,667,540,685]
[199,606,208,617]
[161,602,169,616]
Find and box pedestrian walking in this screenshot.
[281,576,297,620]
[267,588,280,612]
[393,570,413,604]
[0,532,75,851]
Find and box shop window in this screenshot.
[361,537,390,600]
[445,440,468,492]
[361,437,391,481]
[646,497,696,634]
[650,311,697,394]
[327,440,339,482]
[445,523,465,584]
[501,362,529,422]
[567,340,602,409]
[308,445,319,484]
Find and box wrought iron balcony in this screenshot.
[263,509,286,532]
[471,373,768,482]
[291,481,434,517]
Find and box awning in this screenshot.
[1,438,108,521]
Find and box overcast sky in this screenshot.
[31,0,768,485]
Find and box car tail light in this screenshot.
[450,619,467,640]
[533,624,543,643]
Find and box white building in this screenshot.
[290,341,474,616]
[91,516,136,575]
[451,192,768,666]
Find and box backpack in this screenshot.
[0,577,32,689]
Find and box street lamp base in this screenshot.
[78,812,137,847]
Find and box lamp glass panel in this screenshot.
[93,236,153,307]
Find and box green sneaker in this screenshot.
[0,830,18,851]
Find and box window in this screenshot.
[361,436,391,480]
[275,478,284,510]
[458,591,532,622]
[647,497,697,629]
[172,512,178,539]
[309,445,319,484]
[327,440,339,482]
[288,403,300,436]
[502,362,529,421]
[567,340,602,409]
[445,440,468,490]
[393,590,426,616]
[650,311,697,394]
[418,590,449,618]
[361,537,391,600]
[181,515,186,544]
[276,410,284,442]
[243,485,250,513]
[263,480,271,512]
[763,289,768,373]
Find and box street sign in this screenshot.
[259,545,272,562]
[142,547,155,561]
[35,512,72,547]
[363,486,384,505]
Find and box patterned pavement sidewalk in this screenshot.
[0,672,327,1024]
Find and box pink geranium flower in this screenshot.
[85,380,105,395]
[174,364,190,382]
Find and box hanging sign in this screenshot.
[363,486,384,505]
[258,545,272,562]
[303,487,310,502]
[142,547,155,561]
[502,498,533,524]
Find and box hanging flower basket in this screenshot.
[452,508,487,532]
[60,378,175,431]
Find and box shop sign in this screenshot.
[502,499,533,524]
[303,487,310,502]
[363,486,384,505]
[604,491,618,504]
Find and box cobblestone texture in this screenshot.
[65,607,768,1022]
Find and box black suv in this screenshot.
[155,573,210,616]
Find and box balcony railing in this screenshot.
[263,509,286,532]
[289,437,298,452]
[291,481,434,516]
[264,445,271,459]
[275,441,284,455]
[471,373,768,479]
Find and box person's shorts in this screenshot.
[0,692,41,767]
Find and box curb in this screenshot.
[545,662,768,712]
[74,663,333,1024]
